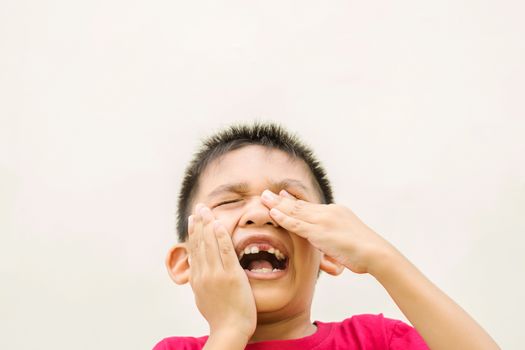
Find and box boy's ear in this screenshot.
[319,253,345,276]
[165,243,190,285]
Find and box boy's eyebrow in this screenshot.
[206,178,310,200]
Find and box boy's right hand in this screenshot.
[188,203,257,346]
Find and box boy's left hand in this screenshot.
[261,189,398,275]
[261,190,502,350]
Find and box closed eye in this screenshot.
[214,199,242,208]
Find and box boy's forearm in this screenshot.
[370,249,500,350]
[203,329,250,350]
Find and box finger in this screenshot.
[213,220,239,271]
[187,215,194,265]
[279,189,295,199]
[199,205,223,268]
[188,215,195,235]
[269,207,316,238]
[190,203,205,245]
[261,189,318,223]
[188,203,206,273]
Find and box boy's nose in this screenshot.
[238,196,278,228]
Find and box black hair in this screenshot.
[176,121,334,242]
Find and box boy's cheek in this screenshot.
[213,210,242,235]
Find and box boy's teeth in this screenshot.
[250,268,281,273]
[238,245,287,260]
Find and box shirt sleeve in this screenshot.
[152,336,206,350]
[388,320,430,350]
[152,338,167,350]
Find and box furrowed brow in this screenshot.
[206,182,250,200]
[268,179,310,195]
[205,178,312,200]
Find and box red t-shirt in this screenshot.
[153,314,429,349]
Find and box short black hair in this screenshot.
[176,121,334,242]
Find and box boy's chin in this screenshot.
[251,284,297,313]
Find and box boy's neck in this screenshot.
[248,310,317,343]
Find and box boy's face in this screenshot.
[191,145,324,318]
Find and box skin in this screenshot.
[167,145,500,350]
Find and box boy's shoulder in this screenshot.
[314,314,428,349]
[153,314,428,350]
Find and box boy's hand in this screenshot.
[188,204,257,344]
[261,190,398,275]
[261,190,501,350]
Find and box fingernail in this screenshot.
[199,206,213,222]
[279,189,294,198]
[195,203,204,214]
[262,190,277,203]
[270,208,282,218]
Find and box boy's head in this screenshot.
[166,122,344,317]
[176,122,334,242]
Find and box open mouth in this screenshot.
[237,243,289,275]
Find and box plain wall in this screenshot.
[1,1,524,348]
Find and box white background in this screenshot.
[1,1,524,349]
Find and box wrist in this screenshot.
[367,244,407,279]
[204,328,251,350]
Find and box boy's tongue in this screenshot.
[248,260,273,270]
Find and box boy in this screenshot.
[154,122,499,349]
